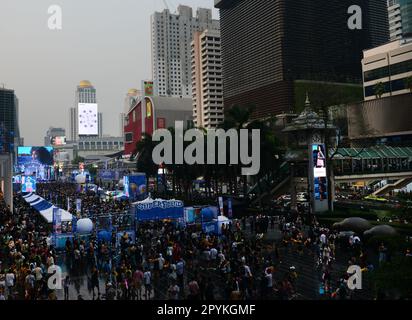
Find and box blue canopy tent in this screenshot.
[133,197,184,222]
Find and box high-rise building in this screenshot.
[192,29,224,128]
[0,87,19,211]
[69,80,102,141]
[215,0,389,119]
[388,0,412,40]
[0,87,19,155]
[151,5,219,98]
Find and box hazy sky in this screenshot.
[0,0,218,145]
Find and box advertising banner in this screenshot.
[76,198,82,213]
[135,199,184,221]
[124,174,147,201]
[228,198,233,218]
[218,196,224,216]
[184,207,196,224]
[78,103,98,135]
[52,207,62,235]
[99,170,117,181]
[311,144,329,212]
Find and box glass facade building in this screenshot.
[215,0,389,119]
[0,88,17,154]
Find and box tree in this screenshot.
[405,76,412,93]
[72,156,85,165]
[135,133,158,191]
[374,82,385,99]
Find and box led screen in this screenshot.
[21,176,37,193]
[78,103,98,135]
[51,136,66,145]
[312,144,327,178]
[17,146,54,181]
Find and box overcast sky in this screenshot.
[0,0,218,145]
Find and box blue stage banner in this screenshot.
[136,199,184,221]
[99,170,117,181]
[202,221,218,234]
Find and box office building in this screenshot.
[215,0,389,119]
[0,87,19,155]
[192,29,224,128]
[362,38,412,100]
[388,0,412,40]
[77,136,124,158]
[151,5,219,97]
[0,87,19,210]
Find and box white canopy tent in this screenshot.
[22,193,73,223]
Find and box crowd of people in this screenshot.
[1,181,408,300]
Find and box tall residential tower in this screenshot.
[151,5,219,97]
[192,29,224,128]
[388,0,412,40]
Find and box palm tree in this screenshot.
[374,82,385,99]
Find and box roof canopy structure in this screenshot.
[333,146,412,160]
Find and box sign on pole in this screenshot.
[218,197,224,216]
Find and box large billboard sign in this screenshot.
[310,144,328,212]
[143,80,154,97]
[312,144,327,178]
[78,103,98,135]
[51,136,66,146]
[17,146,54,181]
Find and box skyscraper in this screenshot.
[215,0,389,119]
[151,5,219,97]
[192,29,224,128]
[0,87,19,155]
[69,80,102,141]
[388,0,412,40]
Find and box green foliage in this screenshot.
[405,76,412,93]
[370,256,412,299]
[293,81,363,113]
[71,156,85,165]
[373,81,385,99]
[366,235,406,253]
